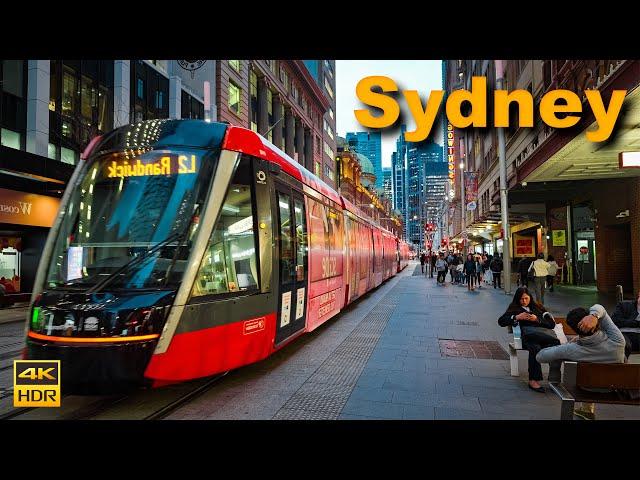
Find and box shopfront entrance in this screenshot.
[572,203,596,286]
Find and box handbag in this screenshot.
[521,325,560,345]
[527,261,536,280]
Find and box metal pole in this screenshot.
[496,60,511,294]
[460,140,466,253]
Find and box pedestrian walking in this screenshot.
[517,256,533,287]
[475,255,483,288]
[435,253,448,285]
[420,252,426,274]
[490,254,503,289]
[463,253,476,291]
[529,253,549,304]
[546,255,558,292]
[430,252,437,278]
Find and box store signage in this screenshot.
[552,230,566,246]
[446,123,455,184]
[514,235,535,257]
[464,171,479,210]
[619,151,640,168]
[0,188,60,228]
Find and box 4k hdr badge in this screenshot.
[14,360,61,407]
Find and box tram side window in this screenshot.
[192,157,259,297]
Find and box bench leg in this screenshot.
[509,345,519,377]
[560,399,575,420]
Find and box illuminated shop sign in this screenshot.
[106,155,198,178]
[447,123,455,191]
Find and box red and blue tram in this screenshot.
[24,120,409,392]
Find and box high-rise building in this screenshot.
[392,124,443,246]
[382,167,392,204]
[345,131,382,189]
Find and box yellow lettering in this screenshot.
[116,165,124,177]
[354,76,400,129]
[178,155,187,173]
[446,76,487,128]
[403,89,444,142]
[145,163,154,175]
[154,163,161,175]
[107,162,117,178]
[539,89,581,128]
[161,157,171,175]
[585,89,626,142]
[494,90,534,127]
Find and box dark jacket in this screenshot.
[612,300,640,329]
[490,257,503,272]
[463,260,476,274]
[498,303,556,339]
[517,257,532,275]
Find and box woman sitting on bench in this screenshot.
[498,287,559,393]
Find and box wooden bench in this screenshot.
[507,315,576,377]
[549,361,640,420]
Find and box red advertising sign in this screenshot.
[514,235,535,257]
[464,171,478,208]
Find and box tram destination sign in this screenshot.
[105,154,198,179]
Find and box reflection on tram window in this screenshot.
[193,158,259,297]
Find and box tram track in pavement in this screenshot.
[0,372,227,421]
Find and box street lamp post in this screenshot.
[496,60,511,295]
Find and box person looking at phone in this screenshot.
[499,287,559,392]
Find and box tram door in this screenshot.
[275,184,308,344]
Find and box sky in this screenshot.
[335,60,443,168]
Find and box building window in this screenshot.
[48,143,57,160]
[324,60,333,78]
[314,161,321,177]
[50,60,113,160]
[181,90,204,120]
[249,70,258,132]
[270,59,278,75]
[229,81,241,115]
[0,128,20,150]
[267,89,273,142]
[324,165,334,181]
[329,107,334,120]
[279,66,288,91]
[1,60,27,151]
[228,60,240,72]
[324,76,334,99]
[155,90,164,109]
[323,141,334,160]
[291,83,298,102]
[60,146,77,165]
[316,135,321,154]
[323,118,334,140]
[136,78,144,99]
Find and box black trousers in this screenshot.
[523,337,560,381]
[421,263,425,273]
[492,272,501,289]
[437,270,446,283]
[546,275,555,291]
[623,332,640,359]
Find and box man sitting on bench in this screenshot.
[612,289,640,359]
[535,304,626,420]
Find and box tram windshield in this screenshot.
[45,148,217,290]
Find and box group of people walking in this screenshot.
[420,250,504,291]
[515,254,559,304]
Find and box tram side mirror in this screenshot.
[268,163,281,175]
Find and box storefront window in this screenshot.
[0,243,21,293]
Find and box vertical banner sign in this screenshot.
[464,171,479,211]
[447,122,455,188]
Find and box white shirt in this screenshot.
[530,259,549,277]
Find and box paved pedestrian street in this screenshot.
[164,262,640,420]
